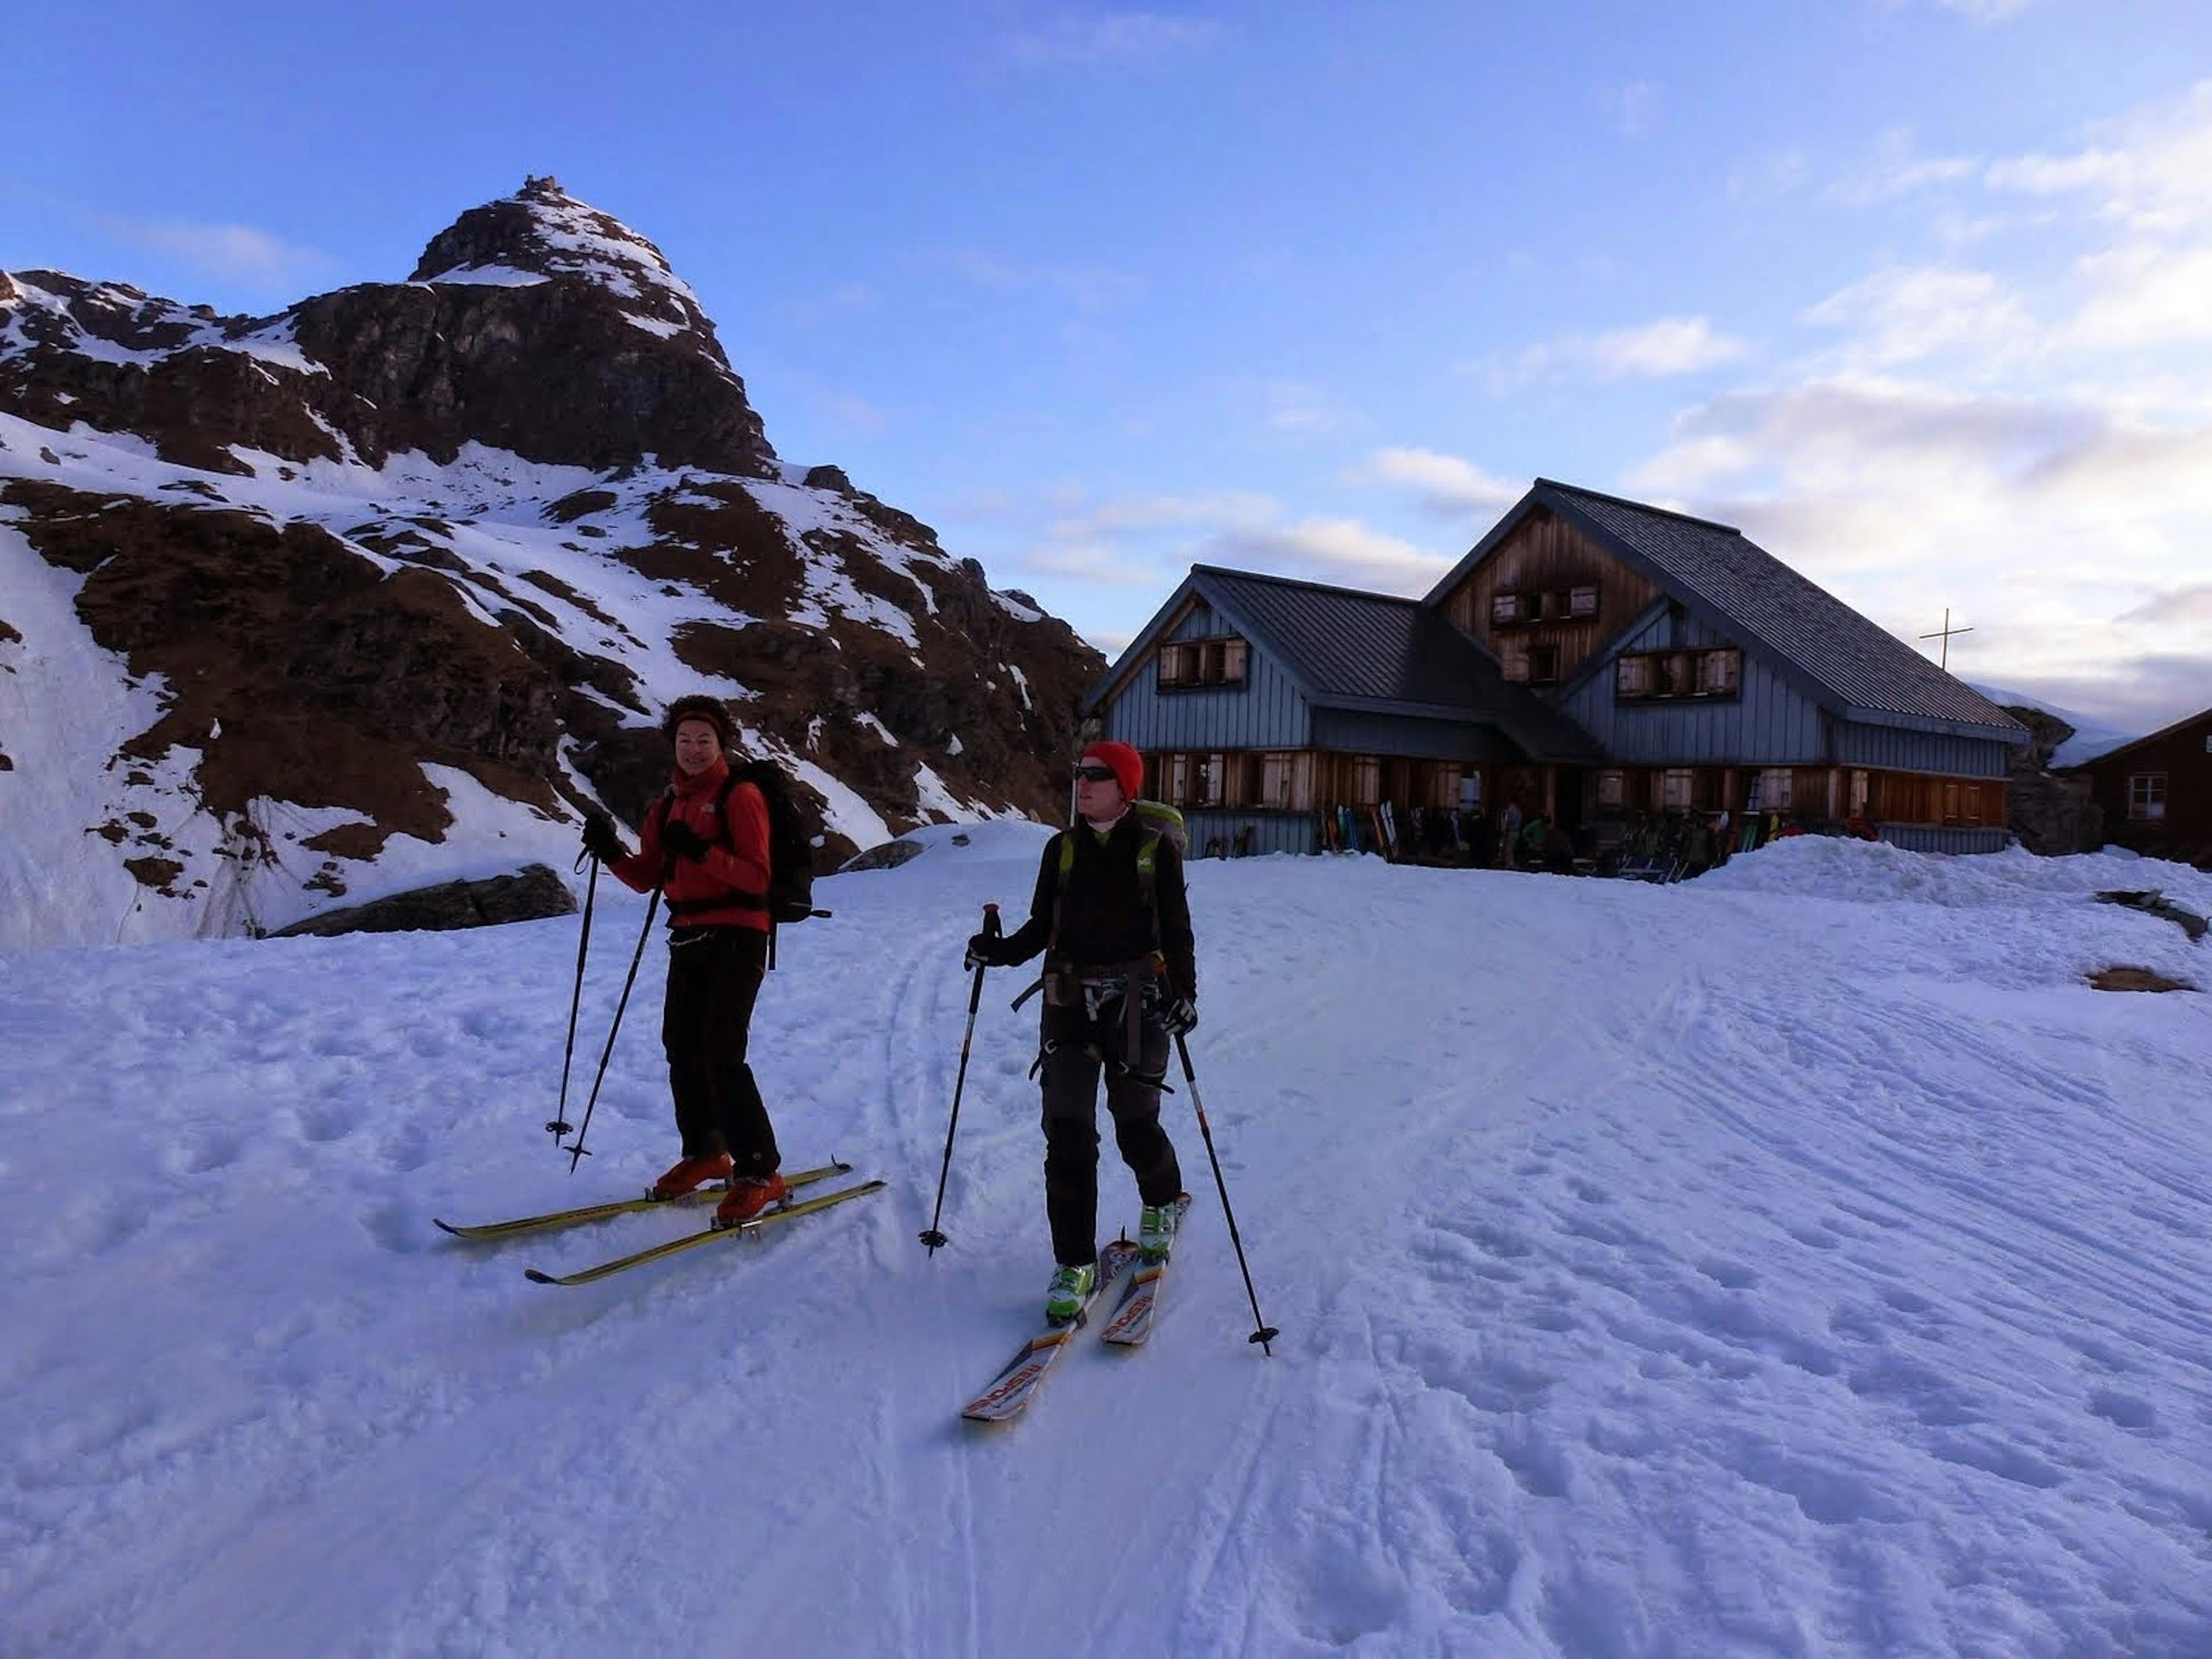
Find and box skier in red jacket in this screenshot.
[582,695,786,1227]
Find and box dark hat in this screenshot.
[663,694,736,748]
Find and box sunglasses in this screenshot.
[1073,764,1120,783]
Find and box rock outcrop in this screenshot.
[0,179,1104,946]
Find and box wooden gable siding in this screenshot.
[2077,709,2212,865]
[1099,597,1310,751]
[1434,507,1659,681]
[1168,600,1224,643]
[1559,602,1829,764]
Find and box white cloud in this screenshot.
[103,216,336,294]
[990,9,1220,71]
[1353,448,1520,514]
[1483,316,1750,389]
[1984,78,2212,232]
[1586,317,1752,378]
[1930,0,2035,24]
[1202,517,1449,595]
[1830,129,1979,205]
[1800,265,2037,368]
[2069,242,2212,349]
[1622,374,2212,727]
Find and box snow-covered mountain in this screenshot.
[4,834,2207,1654]
[1971,683,2142,769]
[0,177,1101,950]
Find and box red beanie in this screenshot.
[1081,740,1143,802]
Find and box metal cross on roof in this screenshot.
[1918,608,1974,671]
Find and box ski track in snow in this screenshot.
[3,830,2210,1657]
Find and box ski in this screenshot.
[434,1160,853,1242]
[522,1178,885,1286]
[1099,1194,1195,1349]
[960,1240,1141,1424]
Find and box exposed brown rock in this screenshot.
[0,180,1108,942]
[271,863,577,938]
[2001,704,2103,855]
[2088,966,2195,993]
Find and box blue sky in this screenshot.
[9,1,2211,729]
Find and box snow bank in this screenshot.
[3,840,2206,1656]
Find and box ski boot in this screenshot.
[713,1171,788,1229]
[1044,1261,1097,1324]
[1139,1199,1181,1263]
[652,1152,733,1200]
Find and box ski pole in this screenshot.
[920,902,999,1253]
[1175,1031,1280,1355]
[564,878,665,1173]
[547,854,600,1142]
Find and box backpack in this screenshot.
[656,761,820,929]
[1050,799,1185,947]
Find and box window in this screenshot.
[1156,635,1248,691]
[1261,752,1294,809]
[1752,768,1793,812]
[1195,753,1227,807]
[1615,647,1742,702]
[1849,770,1870,816]
[2129,773,2168,821]
[1662,770,1695,810]
[1570,585,1600,619]
[1492,592,1523,625]
[1460,771,1483,809]
[1167,753,1191,805]
[1529,644,1561,684]
[1597,770,1626,809]
[1501,642,1531,683]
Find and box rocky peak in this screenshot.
[408,176,725,364]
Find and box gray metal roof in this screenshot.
[1518,482,2029,742]
[1181,566,1600,759]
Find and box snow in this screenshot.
[1971,681,2145,769]
[4,832,2207,1656]
[419,266,552,289]
[0,408,1016,948]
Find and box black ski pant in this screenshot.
[1039,997,1183,1268]
[662,926,779,1176]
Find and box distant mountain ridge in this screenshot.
[0,177,1100,949]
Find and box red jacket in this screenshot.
[608,759,771,934]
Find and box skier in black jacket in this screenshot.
[965,741,1194,1322]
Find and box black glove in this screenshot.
[661,819,709,862]
[964,931,1006,971]
[581,810,624,863]
[1162,995,1198,1037]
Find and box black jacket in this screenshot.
[998,816,1196,999]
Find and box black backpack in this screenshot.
[657,761,821,929]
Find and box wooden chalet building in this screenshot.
[1084,479,2030,858]
[2067,706,2212,869]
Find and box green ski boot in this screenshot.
[1044,1261,1097,1324]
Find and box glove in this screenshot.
[1162,995,1198,1037]
[964,931,1006,971]
[661,819,709,862]
[581,810,624,863]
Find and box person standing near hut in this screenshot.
[962,741,1195,1323]
[581,695,787,1228]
